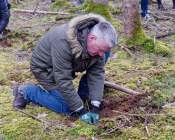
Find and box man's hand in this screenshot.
[70,107,100,125]
[80,104,100,124]
[80,112,99,124]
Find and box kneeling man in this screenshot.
[13,14,117,124]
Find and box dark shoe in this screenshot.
[13,86,28,109]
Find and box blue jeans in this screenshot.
[0,0,10,33]
[141,0,149,17]
[20,51,110,115]
[20,84,70,115]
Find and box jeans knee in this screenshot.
[18,83,37,94]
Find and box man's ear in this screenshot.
[88,34,96,41]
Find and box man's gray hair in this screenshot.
[90,21,118,48]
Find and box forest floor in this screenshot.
[0,0,175,139]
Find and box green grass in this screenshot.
[2,46,175,139]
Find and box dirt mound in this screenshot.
[100,94,156,118]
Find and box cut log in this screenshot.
[104,80,141,95]
[13,9,71,15]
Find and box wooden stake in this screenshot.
[104,80,141,95]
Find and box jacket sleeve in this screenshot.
[86,58,105,102]
[51,39,83,112]
[0,0,10,33]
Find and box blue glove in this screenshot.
[80,112,99,124]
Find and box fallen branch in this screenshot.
[152,13,174,21]
[15,108,48,124]
[15,108,66,131]
[104,81,140,95]
[13,9,71,15]
[156,31,175,39]
[118,45,134,57]
[112,110,172,117]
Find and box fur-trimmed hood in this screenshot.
[66,13,107,58]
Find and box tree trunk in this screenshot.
[122,0,171,56]
[123,0,148,46]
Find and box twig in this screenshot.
[104,80,141,95]
[15,108,48,124]
[55,15,75,21]
[112,110,172,117]
[15,108,66,131]
[13,9,72,15]
[144,116,150,137]
[153,11,175,19]
[145,126,150,137]
[118,45,134,57]
[99,127,120,136]
[153,14,174,21]
[33,1,40,14]
[156,31,175,39]
[98,115,130,136]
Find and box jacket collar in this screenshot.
[66,13,106,59]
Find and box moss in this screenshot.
[120,127,146,139]
[116,51,128,59]
[171,34,175,40]
[1,118,40,139]
[110,6,122,15]
[143,73,175,107]
[66,6,84,14]
[118,120,175,139]
[143,38,155,53]
[84,1,112,21]
[127,27,148,47]
[126,82,137,89]
[155,41,172,57]
[7,30,31,39]
[20,42,29,51]
[128,32,172,57]
[139,62,151,70]
[125,4,148,47]
[68,121,98,137]
[125,10,172,57]
[50,0,71,10]
[0,70,8,85]
[111,18,122,31]
[143,39,172,57]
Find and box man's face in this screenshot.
[87,34,110,57]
